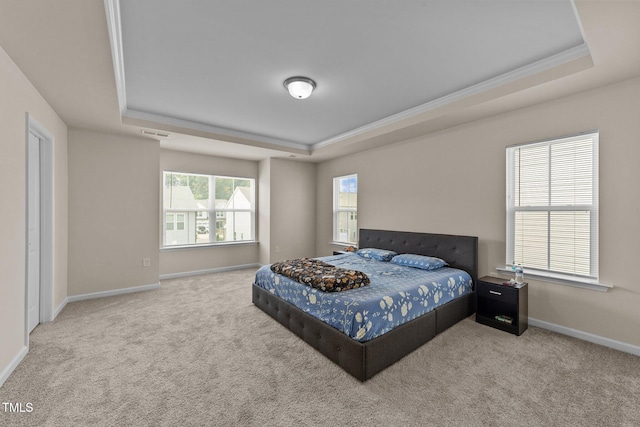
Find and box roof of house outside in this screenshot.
[163,185,198,210]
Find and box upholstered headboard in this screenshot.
[359,229,478,285]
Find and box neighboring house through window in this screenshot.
[333,174,358,244]
[506,131,599,283]
[163,171,255,247]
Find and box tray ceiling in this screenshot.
[107,0,590,154]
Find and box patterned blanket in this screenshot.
[270,258,370,292]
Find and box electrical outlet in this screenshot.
[275,246,280,253]
[143,258,151,267]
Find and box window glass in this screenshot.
[506,132,598,280]
[333,174,358,244]
[176,213,185,231]
[163,171,255,247]
[166,213,175,231]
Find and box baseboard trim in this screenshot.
[52,297,68,321]
[159,263,261,280]
[0,346,28,388]
[68,283,161,303]
[529,317,640,357]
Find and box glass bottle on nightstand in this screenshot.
[514,264,524,285]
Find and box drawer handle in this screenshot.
[489,290,502,296]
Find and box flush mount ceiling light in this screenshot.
[283,76,316,99]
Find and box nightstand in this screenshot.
[332,250,348,255]
[476,276,528,335]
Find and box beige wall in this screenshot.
[68,129,159,295]
[159,150,259,275]
[258,158,316,264]
[0,46,68,376]
[316,76,640,347]
[269,158,316,262]
[258,159,271,265]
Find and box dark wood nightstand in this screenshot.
[476,276,528,335]
[332,250,348,255]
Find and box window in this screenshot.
[506,131,598,281]
[333,174,358,244]
[163,171,255,247]
[166,213,175,231]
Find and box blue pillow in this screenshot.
[390,254,448,271]
[356,248,397,262]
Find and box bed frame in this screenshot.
[252,229,478,381]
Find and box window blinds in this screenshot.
[506,131,599,280]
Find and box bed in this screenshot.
[252,229,478,381]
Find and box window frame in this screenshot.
[162,171,256,248]
[333,174,358,245]
[505,130,607,290]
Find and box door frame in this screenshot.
[24,113,54,345]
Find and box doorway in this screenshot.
[25,114,54,340]
[27,131,41,332]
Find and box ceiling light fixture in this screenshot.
[283,76,316,100]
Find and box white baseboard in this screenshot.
[52,298,68,321]
[159,263,261,280]
[529,317,640,357]
[68,283,160,303]
[0,346,28,388]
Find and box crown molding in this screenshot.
[104,0,590,157]
[104,0,126,116]
[123,109,311,154]
[104,0,308,154]
[312,43,592,151]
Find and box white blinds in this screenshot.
[506,131,599,279]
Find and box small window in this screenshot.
[166,213,175,231]
[333,174,358,244]
[506,131,599,281]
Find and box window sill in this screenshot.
[330,241,357,248]
[161,241,258,251]
[495,267,612,292]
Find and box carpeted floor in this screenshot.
[1,268,639,426]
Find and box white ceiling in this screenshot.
[1,1,640,162]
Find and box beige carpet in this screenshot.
[1,268,639,426]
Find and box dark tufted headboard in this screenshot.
[359,229,478,285]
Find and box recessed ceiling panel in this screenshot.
[116,0,586,147]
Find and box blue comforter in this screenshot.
[254,252,473,342]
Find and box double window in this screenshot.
[333,174,358,244]
[506,131,599,281]
[163,171,255,247]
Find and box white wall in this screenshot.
[316,76,640,348]
[68,129,159,295]
[0,46,68,382]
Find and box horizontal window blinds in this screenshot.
[506,131,598,279]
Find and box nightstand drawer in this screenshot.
[477,283,517,304]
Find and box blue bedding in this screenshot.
[254,252,473,342]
